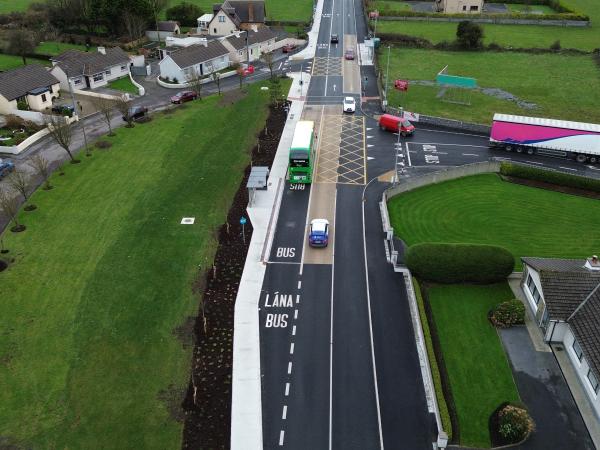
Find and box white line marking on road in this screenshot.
[292,325,296,336]
[282,405,288,420]
[559,166,578,171]
[296,294,300,304]
[290,342,295,355]
[277,62,283,70]
[279,430,285,446]
[416,127,489,138]
[285,382,290,396]
[267,261,302,265]
[288,361,293,374]
[528,161,545,165]
[298,280,302,289]
[410,142,488,148]
[405,143,412,167]
[328,188,337,450]
[462,153,480,156]
[587,165,600,171]
[294,309,298,320]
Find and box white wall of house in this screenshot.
[159,55,186,82]
[523,265,545,316]
[86,63,131,89]
[160,54,230,82]
[0,95,17,114]
[564,326,600,420]
[224,37,277,63]
[545,320,568,342]
[209,11,238,36]
[146,30,179,41]
[26,83,60,111]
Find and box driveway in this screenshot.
[499,326,594,449]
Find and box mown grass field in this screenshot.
[0,54,49,71]
[428,283,520,448]
[181,0,314,22]
[0,82,281,449]
[387,174,600,270]
[380,48,600,124]
[0,0,32,13]
[35,41,92,56]
[375,0,600,50]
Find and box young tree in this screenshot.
[6,170,30,202]
[115,95,135,127]
[260,51,275,79]
[236,66,245,89]
[211,71,222,95]
[269,78,283,107]
[456,21,484,50]
[5,29,38,65]
[0,189,24,232]
[123,10,147,41]
[92,96,116,136]
[28,155,52,190]
[147,0,170,44]
[186,69,205,100]
[46,115,76,162]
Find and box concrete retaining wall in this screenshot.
[0,115,78,155]
[378,15,589,27]
[74,89,124,101]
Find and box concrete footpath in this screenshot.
[230,73,308,450]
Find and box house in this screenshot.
[159,40,230,83]
[208,0,266,36]
[222,27,277,63]
[146,21,181,41]
[434,0,484,13]
[521,256,600,423]
[50,47,131,90]
[0,64,60,114]
[159,36,211,60]
[197,13,214,34]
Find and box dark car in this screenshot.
[52,104,75,117]
[331,33,339,44]
[0,158,15,180]
[123,106,148,122]
[170,91,197,104]
[344,49,355,60]
[282,43,297,53]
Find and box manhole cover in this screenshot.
[181,217,195,225]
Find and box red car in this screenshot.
[242,65,255,75]
[170,91,197,104]
[282,43,297,53]
[344,49,355,60]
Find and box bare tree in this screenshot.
[91,96,116,136]
[28,155,52,190]
[260,51,275,79]
[0,189,24,232]
[186,69,205,100]
[5,29,38,65]
[45,115,75,162]
[115,95,134,127]
[211,71,222,95]
[147,0,170,45]
[6,171,29,201]
[236,66,245,90]
[123,11,147,41]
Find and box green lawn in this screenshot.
[380,48,600,124]
[0,54,50,71]
[506,3,556,13]
[388,174,600,270]
[0,0,33,13]
[374,0,412,13]
[428,283,520,448]
[107,76,139,95]
[35,41,93,56]
[174,0,313,21]
[0,82,281,448]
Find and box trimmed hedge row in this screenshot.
[500,162,600,193]
[374,10,588,21]
[406,243,514,284]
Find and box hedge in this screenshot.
[406,243,514,284]
[500,162,600,193]
[374,10,588,21]
[413,278,453,441]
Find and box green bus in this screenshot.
[288,120,315,184]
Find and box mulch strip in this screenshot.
[501,175,600,200]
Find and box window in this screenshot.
[462,5,467,10]
[219,15,225,22]
[41,94,47,102]
[572,339,583,361]
[214,28,217,33]
[588,369,599,394]
[73,78,82,85]
[93,73,103,82]
[121,65,127,71]
[532,286,541,305]
[526,274,534,290]
[470,5,478,10]
[105,69,111,75]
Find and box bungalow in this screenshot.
[223,27,277,63]
[0,65,60,114]
[50,47,131,91]
[521,256,600,423]
[159,40,230,83]
[208,0,266,36]
[146,21,181,41]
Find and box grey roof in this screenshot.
[522,257,590,273]
[213,0,265,23]
[169,41,229,69]
[52,48,130,77]
[226,27,276,50]
[157,21,179,32]
[0,64,59,101]
[570,291,600,378]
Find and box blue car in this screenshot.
[0,158,15,180]
[309,219,329,247]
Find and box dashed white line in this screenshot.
[297,280,302,289]
[294,309,299,320]
[288,361,293,374]
[526,160,544,165]
[462,153,480,156]
[559,166,578,171]
[285,382,290,396]
[279,430,285,446]
[296,294,300,304]
[282,405,288,420]
[290,342,295,355]
[292,325,297,336]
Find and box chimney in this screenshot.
[97,46,106,55]
[199,38,208,47]
[585,255,600,271]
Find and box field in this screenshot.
[387,174,600,270]
[0,84,274,448]
[176,0,314,22]
[428,283,520,448]
[35,41,92,56]
[506,3,556,13]
[373,0,412,13]
[375,0,600,50]
[107,76,139,95]
[380,48,600,123]
[0,54,49,71]
[0,0,32,13]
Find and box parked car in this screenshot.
[344,49,355,60]
[242,65,255,76]
[51,104,74,117]
[343,97,356,113]
[170,91,197,104]
[309,219,329,247]
[378,113,415,136]
[0,158,15,180]
[123,106,148,122]
[331,34,339,44]
[282,43,297,53]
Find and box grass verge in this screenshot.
[387,173,600,270]
[428,283,520,448]
[0,81,280,449]
[107,76,139,95]
[35,41,94,56]
[0,54,50,71]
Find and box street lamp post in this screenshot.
[384,45,390,107]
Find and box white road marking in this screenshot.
[587,165,600,171]
[279,430,285,446]
[285,382,290,396]
[328,189,338,450]
[410,142,488,148]
[290,342,295,355]
[288,361,293,374]
[559,166,578,171]
[297,280,302,289]
[294,309,298,320]
[292,325,297,336]
[527,161,545,165]
[296,294,300,304]
[462,153,480,156]
[282,405,288,420]
[416,127,490,138]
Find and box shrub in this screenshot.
[500,162,600,193]
[456,21,484,50]
[490,299,525,327]
[166,2,202,27]
[5,115,26,130]
[406,243,514,284]
[95,140,112,149]
[497,404,534,444]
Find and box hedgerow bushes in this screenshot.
[490,299,525,327]
[406,243,514,283]
[500,162,600,193]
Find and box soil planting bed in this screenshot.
[181,100,289,449]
